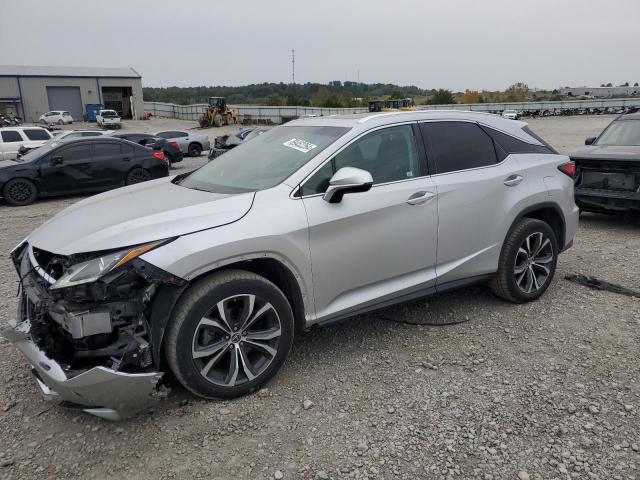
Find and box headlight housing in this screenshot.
[50,241,165,290]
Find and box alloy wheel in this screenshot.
[191,294,282,387]
[514,231,554,293]
[7,181,34,203]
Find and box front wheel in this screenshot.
[490,218,558,303]
[164,270,294,399]
[3,178,37,206]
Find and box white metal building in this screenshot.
[0,65,144,122]
[560,85,640,98]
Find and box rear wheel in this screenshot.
[57,119,64,125]
[188,143,202,157]
[491,218,558,303]
[226,114,233,126]
[125,168,152,185]
[214,114,222,127]
[3,178,37,206]
[164,152,173,169]
[164,270,294,399]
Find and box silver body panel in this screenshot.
[5,111,579,419]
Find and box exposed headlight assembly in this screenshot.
[51,241,166,290]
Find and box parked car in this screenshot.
[1,111,578,419]
[0,137,168,206]
[502,109,519,120]
[112,132,184,167]
[208,127,267,160]
[155,130,211,157]
[570,111,640,214]
[0,126,53,160]
[39,111,74,125]
[17,130,110,159]
[96,109,122,129]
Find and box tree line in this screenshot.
[142,82,434,108]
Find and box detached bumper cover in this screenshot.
[1,318,165,421]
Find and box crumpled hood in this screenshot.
[28,177,255,255]
[570,145,640,161]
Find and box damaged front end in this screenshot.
[1,240,187,420]
[574,157,640,214]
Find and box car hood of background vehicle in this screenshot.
[0,160,19,170]
[28,177,255,255]
[570,145,640,161]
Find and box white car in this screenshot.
[51,130,108,142]
[0,127,53,160]
[39,111,74,125]
[96,110,122,129]
[155,130,211,156]
[502,109,519,120]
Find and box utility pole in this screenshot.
[291,49,295,84]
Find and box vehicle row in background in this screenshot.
[0,137,168,206]
[208,127,267,159]
[570,111,640,214]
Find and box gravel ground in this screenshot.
[0,115,639,480]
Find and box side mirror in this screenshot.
[323,167,373,203]
[585,137,596,145]
[50,155,63,166]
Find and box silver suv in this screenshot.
[2,111,579,419]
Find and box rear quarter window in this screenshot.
[480,125,556,155]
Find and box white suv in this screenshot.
[2,111,579,419]
[0,127,53,160]
[38,111,74,125]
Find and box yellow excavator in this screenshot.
[199,97,238,128]
[368,98,417,113]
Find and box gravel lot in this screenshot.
[1,115,639,480]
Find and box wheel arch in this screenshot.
[151,255,309,367]
[512,202,566,251]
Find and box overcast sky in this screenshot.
[3,0,639,91]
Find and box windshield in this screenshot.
[243,129,265,142]
[18,144,54,162]
[596,120,640,146]
[178,125,349,193]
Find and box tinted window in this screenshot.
[421,122,497,174]
[302,124,419,195]
[23,129,51,141]
[1,131,23,142]
[481,125,555,155]
[58,144,91,162]
[81,132,103,137]
[157,131,186,139]
[94,143,121,158]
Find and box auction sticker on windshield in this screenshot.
[283,138,317,153]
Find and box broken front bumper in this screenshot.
[1,318,165,421]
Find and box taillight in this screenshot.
[153,151,165,161]
[558,161,576,178]
[170,142,180,149]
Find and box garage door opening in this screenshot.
[47,86,83,121]
[101,87,133,119]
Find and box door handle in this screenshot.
[407,191,436,205]
[504,174,523,187]
[122,157,131,161]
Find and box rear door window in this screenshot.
[1,131,23,143]
[93,143,121,159]
[24,129,51,141]
[420,122,498,174]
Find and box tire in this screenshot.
[164,270,294,399]
[490,218,558,303]
[226,114,233,126]
[164,152,173,169]
[3,178,37,206]
[125,168,152,185]
[214,114,222,127]
[57,119,64,125]
[188,143,202,157]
